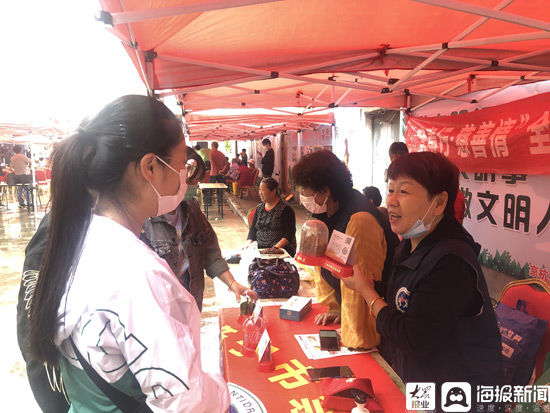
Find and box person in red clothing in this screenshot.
[237,160,254,189]
[209,142,226,183]
[208,142,227,204]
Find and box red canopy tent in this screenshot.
[185,109,334,140]
[98,0,550,114]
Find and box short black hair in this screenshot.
[388,152,458,218]
[241,148,246,152]
[261,177,279,195]
[363,186,382,206]
[262,138,271,146]
[389,141,408,156]
[292,150,353,204]
[14,145,22,154]
[212,142,219,149]
[194,144,201,150]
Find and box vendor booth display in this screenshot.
[220,303,405,412]
[295,219,354,278]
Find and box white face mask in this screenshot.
[300,192,327,214]
[148,156,188,216]
[399,199,437,239]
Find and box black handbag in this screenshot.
[248,258,300,298]
[69,337,152,413]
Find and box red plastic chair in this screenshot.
[246,207,256,228]
[35,169,47,183]
[499,279,550,380]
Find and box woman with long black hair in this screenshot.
[28,95,229,412]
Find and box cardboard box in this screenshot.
[279,296,312,321]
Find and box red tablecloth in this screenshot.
[219,304,405,412]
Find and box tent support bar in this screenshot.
[395,51,550,72]
[413,0,550,32]
[411,80,467,111]
[335,88,352,105]
[500,48,550,63]
[342,92,405,107]
[118,3,152,95]
[157,54,382,92]
[391,0,511,91]
[477,76,534,102]
[452,0,514,40]
[110,0,284,25]
[399,64,487,89]
[412,91,473,102]
[159,75,263,97]
[345,72,389,84]
[385,31,550,55]
[473,74,550,80]
[390,49,446,91]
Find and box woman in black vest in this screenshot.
[246,177,296,256]
[343,152,502,411]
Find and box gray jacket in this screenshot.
[140,198,228,310]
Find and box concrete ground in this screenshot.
[0,189,315,411]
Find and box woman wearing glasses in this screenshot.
[141,146,257,310]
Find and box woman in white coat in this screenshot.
[28,95,229,412]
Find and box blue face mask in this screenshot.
[399,199,437,240]
[183,185,198,201]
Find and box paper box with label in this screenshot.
[325,230,355,265]
[279,296,312,321]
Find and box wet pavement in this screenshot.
[0,192,315,411]
[0,201,47,412]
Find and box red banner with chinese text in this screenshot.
[406,93,550,174]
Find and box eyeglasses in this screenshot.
[185,159,198,178]
[164,157,199,178]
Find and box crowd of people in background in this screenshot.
[14,94,505,413]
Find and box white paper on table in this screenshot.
[294,334,376,360]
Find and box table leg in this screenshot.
[205,189,210,219]
[220,190,224,218]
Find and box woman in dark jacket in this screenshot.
[343,152,502,411]
[246,177,296,256]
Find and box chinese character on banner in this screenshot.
[490,118,516,158]
[527,111,550,155]
[517,113,530,129]
[477,191,500,225]
[471,121,495,158]
[537,202,550,236]
[503,194,530,233]
[474,173,496,182]
[501,174,527,185]
[438,127,454,156]
[461,187,473,219]
[426,128,440,152]
[455,124,476,158]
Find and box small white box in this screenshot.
[279,296,312,321]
